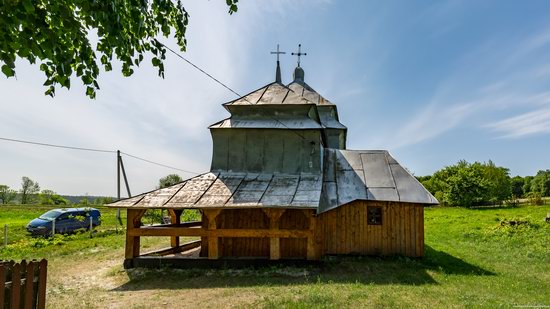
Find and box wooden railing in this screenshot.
[0,259,47,309]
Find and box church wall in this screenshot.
[317,201,424,257]
[324,128,347,149]
[200,208,310,258]
[210,128,323,174]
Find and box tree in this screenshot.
[445,162,489,207]
[522,176,534,196]
[530,170,550,197]
[39,189,69,205]
[79,196,90,205]
[93,196,113,205]
[0,0,238,98]
[422,160,512,207]
[20,176,40,204]
[0,185,17,204]
[510,176,525,198]
[159,174,183,189]
[480,160,511,204]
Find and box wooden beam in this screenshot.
[203,209,222,260]
[303,209,319,260]
[141,240,202,256]
[263,209,286,260]
[127,227,312,238]
[125,209,145,259]
[168,209,183,247]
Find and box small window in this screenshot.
[367,207,382,225]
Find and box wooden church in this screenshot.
[110,45,438,268]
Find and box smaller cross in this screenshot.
[270,44,286,61]
[291,44,307,67]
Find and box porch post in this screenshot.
[168,209,183,247]
[303,209,318,260]
[263,209,286,260]
[203,209,222,259]
[124,209,146,268]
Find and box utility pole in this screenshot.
[116,150,131,232]
[116,150,121,232]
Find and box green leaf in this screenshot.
[1,0,237,99]
[22,0,34,13]
[1,65,15,77]
[82,75,93,84]
[86,86,95,98]
[45,86,55,97]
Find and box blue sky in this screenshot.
[1,0,549,196]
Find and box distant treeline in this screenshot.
[0,176,113,206]
[416,160,549,207]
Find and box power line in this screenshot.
[0,137,115,153]
[159,41,306,140]
[158,40,243,98]
[120,152,199,175]
[0,136,198,174]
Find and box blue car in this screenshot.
[26,208,101,236]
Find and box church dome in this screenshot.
[293,66,305,82]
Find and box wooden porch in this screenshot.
[123,208,320,269]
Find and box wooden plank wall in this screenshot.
[200,209,310,258]
[318,201,424,257]
[279,210,308,258]
[218,209,269,257]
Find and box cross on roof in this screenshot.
[270,44,286,61]
[291,44,307,67]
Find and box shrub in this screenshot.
[526,192,544,206]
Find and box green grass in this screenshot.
[0,205,172,260]
[1,204,549,308]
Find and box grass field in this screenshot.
[0,204,549,308]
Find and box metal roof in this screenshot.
[109,172,322,209]
[319,149,438,213]
[109,69,436,212]
[317,106,347,130]
[224,82,333,106]
[287,81,333,105]
[109,149,437,211]
[209,117,324,129]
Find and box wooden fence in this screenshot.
[0,259,47,309]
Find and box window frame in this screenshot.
[367,206,383,225]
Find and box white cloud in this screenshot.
[487,107,550,138]
[380,25,550,149]
[384,100,478,149]
[0,1,269,196]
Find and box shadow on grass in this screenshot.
[112,245,494,291]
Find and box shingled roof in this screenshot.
[110,172,322,210]
[109,149,437,213]
[224,82,333,106]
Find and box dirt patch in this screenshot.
[44,246,264,308]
